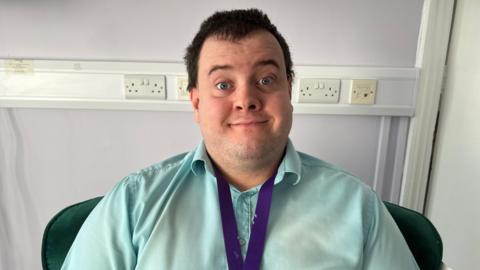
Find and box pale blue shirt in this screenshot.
[62,140,419,269]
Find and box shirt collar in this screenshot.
[190,139,302,186]
[191,141,214,176]
[276,139,302,185]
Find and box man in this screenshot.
[62,9,419,270]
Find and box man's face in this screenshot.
[190,30,293,165]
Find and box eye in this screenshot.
[258,76,274,86]
[215,82,232,91]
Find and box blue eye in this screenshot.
[259,76,274,85]
[215,82,231,91]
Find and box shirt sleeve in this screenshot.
[61,176,139,270]
[362,192,420,270]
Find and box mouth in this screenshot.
[228,119,269,127]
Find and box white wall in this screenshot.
[0,0,422,66]
[0,1,424,269]
[425,0,480,269]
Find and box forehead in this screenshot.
[198,30,286,72]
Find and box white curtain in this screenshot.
[0,108,42,270]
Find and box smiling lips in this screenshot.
[229,119,269,127]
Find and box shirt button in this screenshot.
[239,238,246,246]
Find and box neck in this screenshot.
[209,151,284,192]
[217,163,279,191]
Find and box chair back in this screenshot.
[384,201,443,270]
[41,197,103,270]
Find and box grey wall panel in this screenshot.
[290,114,380,187]
[0,108,202,269]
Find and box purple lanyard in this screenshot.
[215,169,276,270]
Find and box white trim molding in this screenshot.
[0,60,417,116]
[400,0,455,212]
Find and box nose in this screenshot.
[234,83,262,112]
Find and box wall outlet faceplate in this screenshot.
[348,79,377,105]
[175,76,190,100]
[124,75,166,100]
[298,78,340,103]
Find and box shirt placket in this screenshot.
[232,189,259,258]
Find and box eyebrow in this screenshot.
[254,59,280,70]
[207,59,281,76]
[208,65,232,76]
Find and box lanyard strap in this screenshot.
[215,169,276,270]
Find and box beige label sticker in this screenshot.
[5,59,34,74]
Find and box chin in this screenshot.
[228,139,281,161]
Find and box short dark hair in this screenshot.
[184,8,294,91]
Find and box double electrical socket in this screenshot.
[298,78,341,103]
[124,75,166,100]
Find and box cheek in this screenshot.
[269,94,293,117]
[197,97,230,126]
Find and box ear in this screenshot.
[190,87,200,123]
[288,77,293,99]
[287,77,294,113]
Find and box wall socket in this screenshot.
[298,78,340,103]
[348,79,377,105]
[124,75,166,100]
[175,76,190,100]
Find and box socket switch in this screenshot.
[298,78,340,103]
[124,75,166,100]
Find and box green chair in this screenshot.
[42,198,443,270]
[383,201,443,270]
[41,197,103,270]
